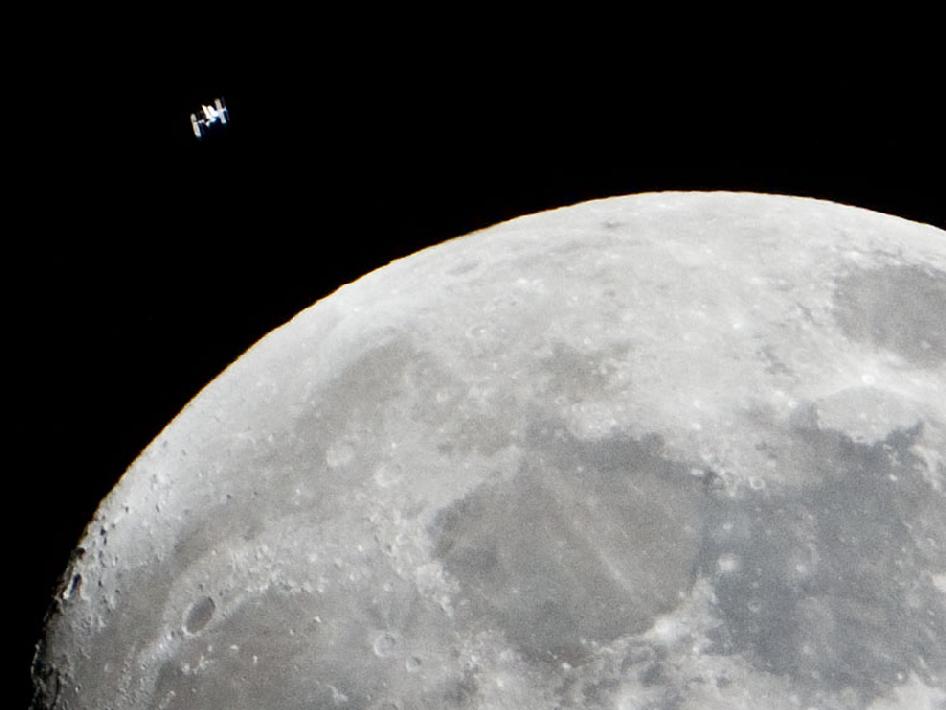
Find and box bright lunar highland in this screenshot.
[33,193,946,709]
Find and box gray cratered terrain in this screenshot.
[33,192,946,709]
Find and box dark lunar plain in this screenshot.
[14,33,944,708]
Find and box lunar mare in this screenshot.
[33,192,946,709]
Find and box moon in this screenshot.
[33,192,946,709]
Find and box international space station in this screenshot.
[190,97,229,139]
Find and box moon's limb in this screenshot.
[33,192,946,709]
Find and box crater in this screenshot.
[447,260,479,276]
[183,596,216,634]
[61,573,82,602]
[372,632,398,657]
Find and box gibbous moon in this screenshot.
[33,193,946,709]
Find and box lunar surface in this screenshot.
[33,192,946,709]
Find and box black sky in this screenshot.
[16,36,943,706]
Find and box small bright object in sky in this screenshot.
[190,97,228,139]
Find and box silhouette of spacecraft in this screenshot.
[190,97,229,139]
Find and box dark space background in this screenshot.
[15,33,942,706]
